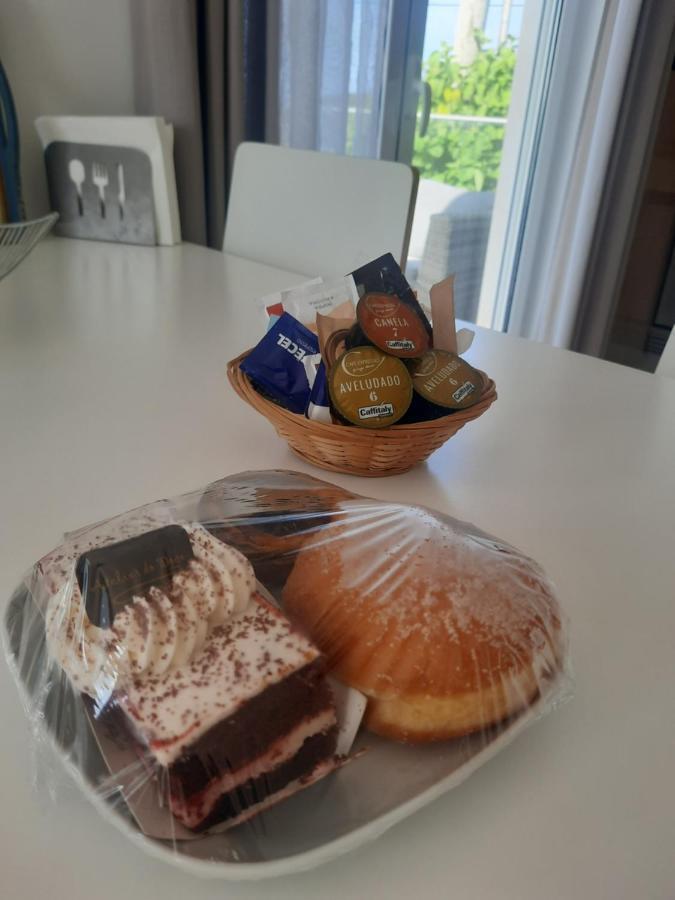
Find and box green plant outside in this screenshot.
[412,34,517,192]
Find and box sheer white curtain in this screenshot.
[278,0,389,157]
[504,0,643,349]
[490,0,674,353]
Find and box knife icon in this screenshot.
[117,163,125,220]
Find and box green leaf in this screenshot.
[413,28,516,191]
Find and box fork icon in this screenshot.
[92,163,109,218]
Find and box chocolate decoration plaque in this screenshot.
[76,525,194,628]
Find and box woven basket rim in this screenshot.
[227,349,497,439]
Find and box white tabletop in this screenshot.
[1,238,674,899]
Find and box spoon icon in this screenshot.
[68,158,85,215]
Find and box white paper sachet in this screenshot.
[257,278,323,330]
[328,677,368,757]
[258,276,359,332]
[302,354,331,423]
[302,353,323,391]
[457,328,475,354]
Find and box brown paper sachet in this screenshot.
[430,275,457,354]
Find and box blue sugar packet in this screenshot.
[240,313,319,414]
[305,359,331,423]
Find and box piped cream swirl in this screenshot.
[45,524,255,699]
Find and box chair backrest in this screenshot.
[223,143,418,277]
[655,329,675,378]
[415,189,494,319]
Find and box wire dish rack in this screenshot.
[0,213,58,281]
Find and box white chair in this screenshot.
[656,330,675,378]
[223,142,418,277]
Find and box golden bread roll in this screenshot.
[282,501,564,742]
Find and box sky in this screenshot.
[423,0,524,58]
[347,1,525,94]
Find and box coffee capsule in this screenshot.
[355,293,431,358]
[317,312,354,360]
[398,391,456,424]
[328,346,413,428]
[407,349,484,410]
[350,253,433,343]
[344,321,369,351]
[322,328,351,368]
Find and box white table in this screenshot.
[1,238,674,900]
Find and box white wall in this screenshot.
[0,0,135,218]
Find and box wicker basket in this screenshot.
[227,351,497,477]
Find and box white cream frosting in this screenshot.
[121,592,322,766]
[42,521,255,699]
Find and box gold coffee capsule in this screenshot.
[407,349,484,410]
[328,346,412,428]
[356,293,431,358]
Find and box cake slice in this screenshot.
[119,591,338,831]
[41,519,339,832]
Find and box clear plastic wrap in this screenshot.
[2,470,571,879]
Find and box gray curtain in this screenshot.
[572,0,675,357]
[131,0,277,248]
[278,0,388,158]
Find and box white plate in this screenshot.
[3,582,567,881]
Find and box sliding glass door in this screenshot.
[379,0,561,329]
[278,0,625,344]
